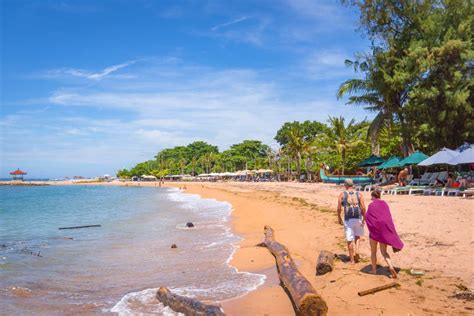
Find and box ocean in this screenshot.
[0,185,265,315]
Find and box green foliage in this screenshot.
[318,117,371,174]
[116,169,131,179]
[341,0,474,155]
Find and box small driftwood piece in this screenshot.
[260,225,328,316]
[316,251,334,276]
[58,225,101,230]
[156,287,225,316]
[358,282,400,296]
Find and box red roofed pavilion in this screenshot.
[10,169,27,181]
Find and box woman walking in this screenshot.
[366,190,404,278]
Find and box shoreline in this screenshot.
[4,180,473,314]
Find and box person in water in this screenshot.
[337,179,366,264]
[366,190,404,279]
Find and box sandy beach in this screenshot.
[6,180,473,314]
[159,181,474,315]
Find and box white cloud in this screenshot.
[211,16,250,31]
[46,60,136,81]
[2,58,370,177]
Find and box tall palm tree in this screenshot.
[337,56,413,156]
[283,125,315,180]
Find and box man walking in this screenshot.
[337,179,366,263]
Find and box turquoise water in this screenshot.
[0,185,264,315]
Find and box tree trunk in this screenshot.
[260,225,328,316]
[156,287,225,316]
[398,113,414,157]
[287,157,291,180]
[297,152,302,180]
[341,150,346,175]
[316,251,334,276]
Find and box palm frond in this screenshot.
[337,79,370,99]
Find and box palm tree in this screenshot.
[337,55,413,156]
[282,125,316,180]
[324,116,367,175]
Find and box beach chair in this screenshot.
[421,172,439,185]
[410,172,431,186]
[388,185,411,195]
[430,171,448,186]
[445,188,464,196]
[408,186,429,195]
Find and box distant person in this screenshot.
[337,179,366,264]
[366,190,404,279]
[397,168,408,186]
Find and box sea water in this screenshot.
[0,185,265,315]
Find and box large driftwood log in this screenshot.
[261,225,328,316]
[156,287,225,316]
[316,251,334,276]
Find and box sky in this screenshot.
[1,0,372,178]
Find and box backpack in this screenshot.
[343,191,361,220]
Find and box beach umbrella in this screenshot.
[378,156,401,169]
[357,154,385,167]
[398,151,429,166]
[418,148,459,166]
[456,142,474,152]
[448,147,474,165]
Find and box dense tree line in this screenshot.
[117,117,382,179]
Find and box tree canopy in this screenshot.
[340,0,473,154]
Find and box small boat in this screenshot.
[319,169,374,185]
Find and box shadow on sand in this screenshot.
[360,264,401,278]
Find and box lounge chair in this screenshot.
[410,172,432,186]
[430,171,448,186]
[422,187,446,196]
[420,172,439,186]
[408,186,429,195]
[445,188,465,196]
[387,185,412,195]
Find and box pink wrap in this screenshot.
[366,199,404,251]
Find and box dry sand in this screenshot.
[163,181,473,315]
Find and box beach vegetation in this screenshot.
[341,0,473,155]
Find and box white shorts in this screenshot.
[344,218,364,241]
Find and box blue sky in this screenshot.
[1,0,371,178]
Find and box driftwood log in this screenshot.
[260,225,328,316]
[156,287,225,316]
[358,282,400,296]
[316,251,334,276]
[58,225,101,230]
